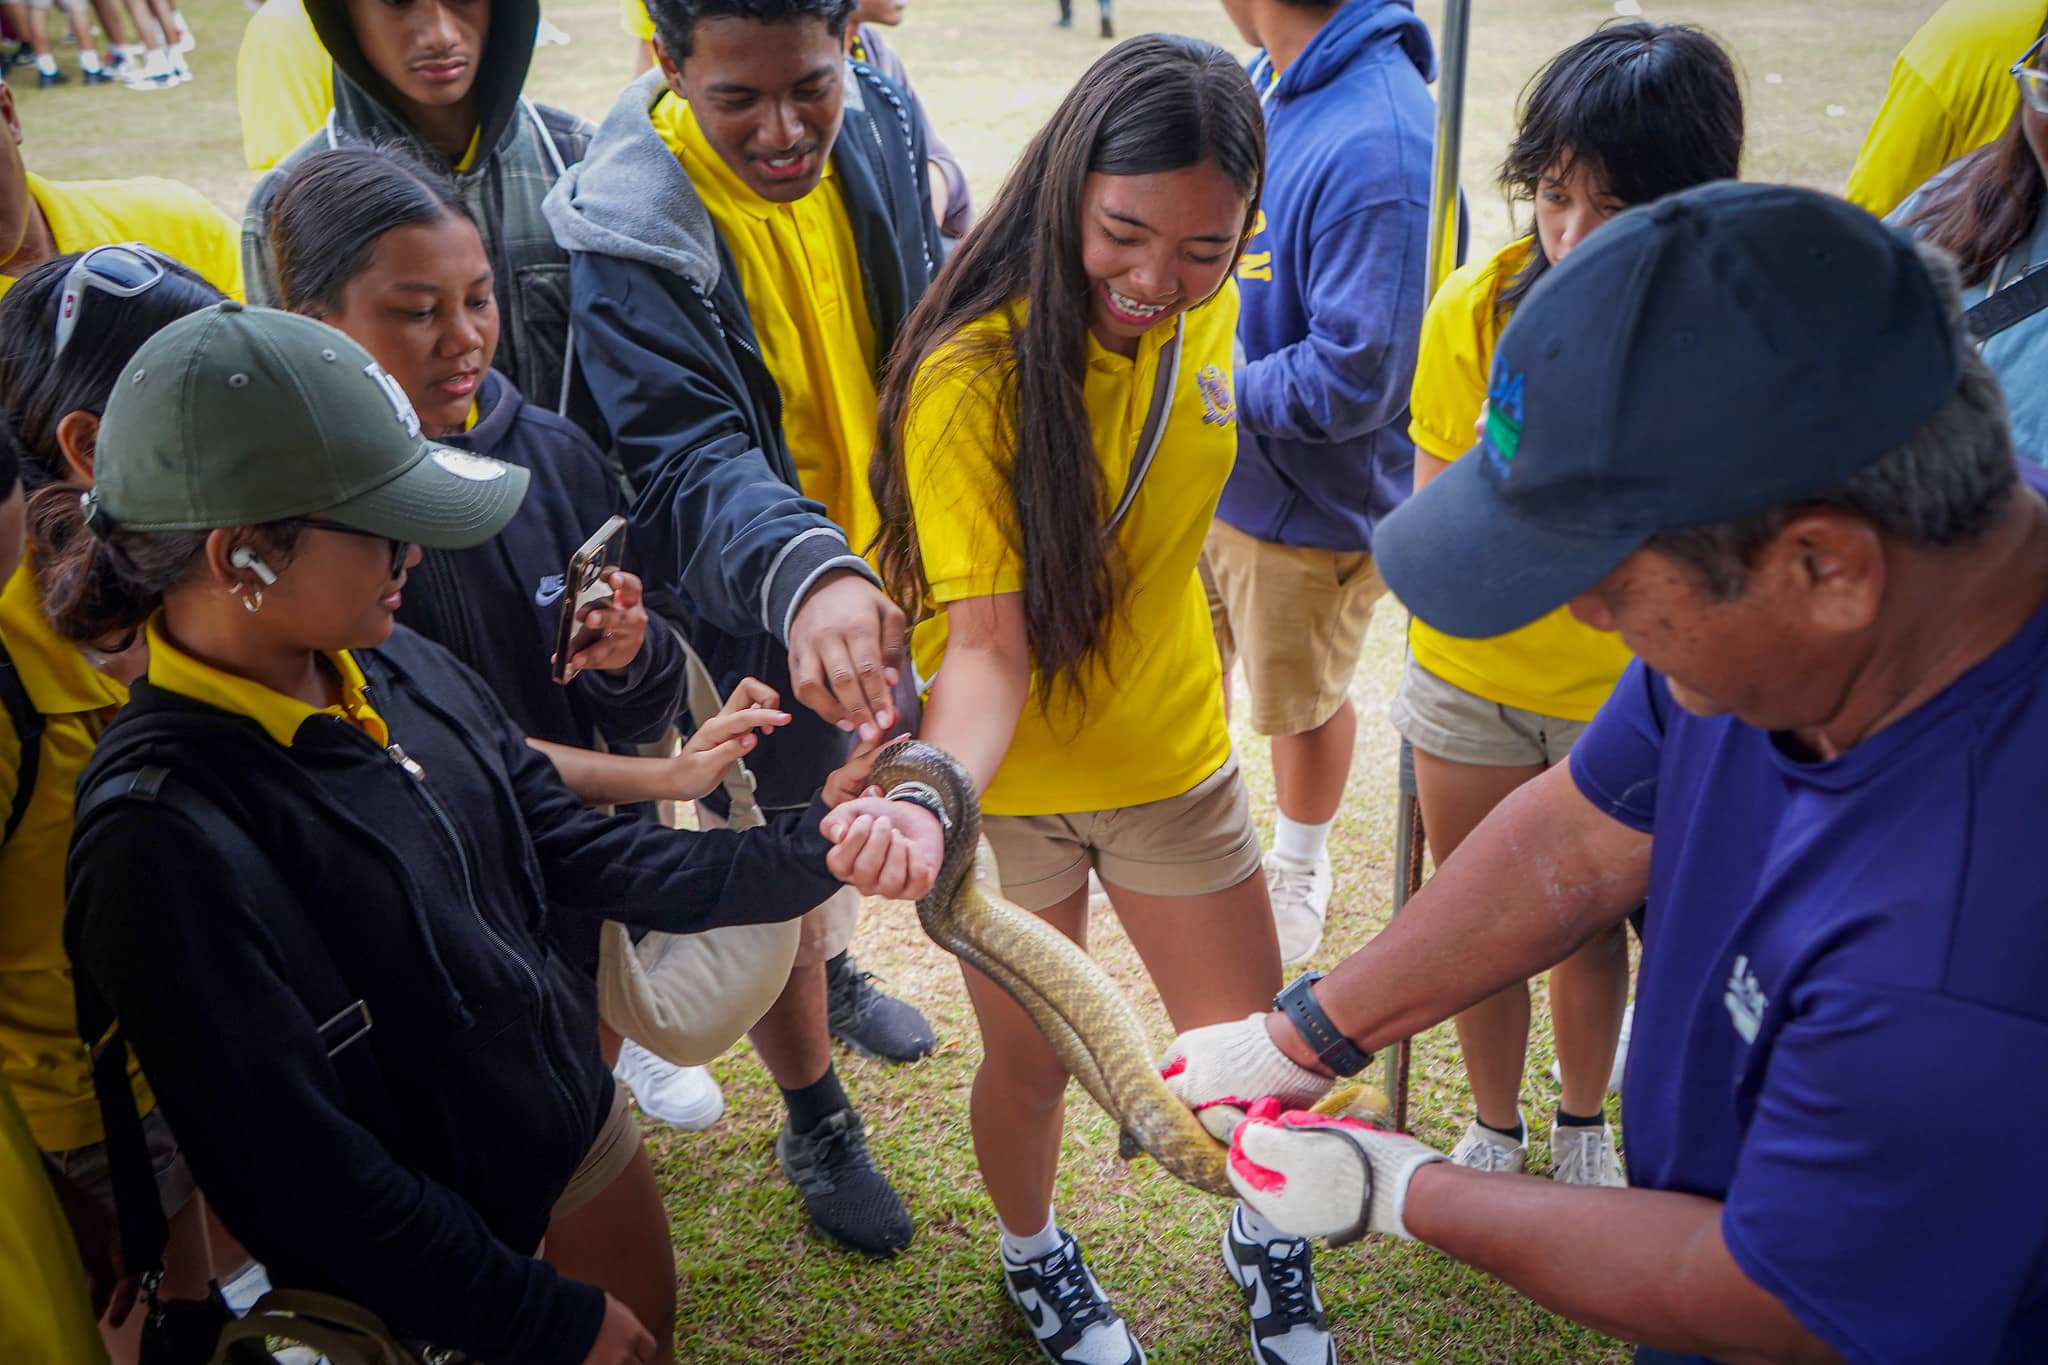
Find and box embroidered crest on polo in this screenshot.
[1198,364,1236,427]
[432,449,510,482]
[364,362,423,438]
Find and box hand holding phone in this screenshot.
[553,516,634,684]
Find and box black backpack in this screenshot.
[0,636,43,843]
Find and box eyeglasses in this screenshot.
[53,242,168,360]
[273,518,412,579]
[2013,35,2048,115]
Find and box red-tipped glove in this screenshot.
[1160,1013,1334,1142]
[1225,1097,1447,1245]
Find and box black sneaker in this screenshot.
[82,67,112,85]
[37,69,69,88]
[1223,1205,1335,1365]
[1001,1232,1145,1365]
[825,951,936,1063]
[775,1106,913,1256]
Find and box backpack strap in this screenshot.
[1965,265,2048,346]
[0,637,43,844]
[1105,316,1185,532]
[72,766,396,1279]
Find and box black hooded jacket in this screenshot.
[65,629,842,1362]
[241,0,595,431]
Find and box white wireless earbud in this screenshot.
[229,545,279,586]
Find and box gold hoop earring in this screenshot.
[241,587,263,614]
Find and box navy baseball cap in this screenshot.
[1376,181,1965,640]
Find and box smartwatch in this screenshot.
[1274,971,1373,1077]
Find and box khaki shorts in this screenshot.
[697,804,860,967]
[1204,519,1389,736]
[549,1080,642,1223]
[982,758,1262,913]
[47,1106,196,1220]
[1390,655,1590,767]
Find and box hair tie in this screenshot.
[79,488,116,541]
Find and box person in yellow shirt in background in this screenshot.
[0,435,114,1365]
[547,0,943,1259]
[0,75,241,299]
[0,253,231,1363]
[234,0,332,172]
[1392,23,1741,1189]
[1845,0,2047,218]
[868,36,1337,1365]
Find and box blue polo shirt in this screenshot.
[1570,593,2048,1362]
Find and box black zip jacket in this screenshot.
[401,370,685,754]
[544,68,941,808]
[64,628,842,1363]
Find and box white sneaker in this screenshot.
[1549,999,1631,1094]
[1265,851,1331,968]
[122,48,174,90]
[1549,1122,1625,1187]
[171,11,195,52]
[613,1040,724,1131]
[1449,1117,1528,1174]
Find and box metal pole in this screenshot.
[1386,0,1472,1134]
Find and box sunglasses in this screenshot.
[2013,34,2048,116]
[54,242,168,360]
[273,518,413,579]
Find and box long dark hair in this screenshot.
[0,253,222,491]
[270,145,474,314]
[1498,21,1744,311]
[870,34,1262,707]
[1903,24,2048,287]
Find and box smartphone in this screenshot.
[552,515,629,684]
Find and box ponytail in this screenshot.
[28,483,206,649]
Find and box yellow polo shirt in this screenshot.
[653,93,883,554]
[1404,239,1633,723]
[0,557,144,1153]
[1845,0,2046,217]
[904,288,1239,816]
[235,0,334,173]
[5,172,245,302]
[0,1078,110,1364]
[621,0,654,40]
[146,617,388,750]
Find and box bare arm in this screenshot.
[1411,450,1453,493]
[915,592,1032,793]
[1269,763,1650,1067]
[1406,1166,1841,1365]
[526,741,695,807]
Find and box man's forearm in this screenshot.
[1404,1165,1838,1364]
[1269,765,1648,1068]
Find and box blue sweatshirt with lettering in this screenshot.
[1218,0,1437,552]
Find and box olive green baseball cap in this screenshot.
[92,302,528,547]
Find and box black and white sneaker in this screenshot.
[1001,1232,1146,1365]
[1223,1205,1336,1365]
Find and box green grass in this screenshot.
[34,0,1938,1358]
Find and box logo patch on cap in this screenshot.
[1482,364,1525,476]
[365,363,423,439]
[432,449,509,482]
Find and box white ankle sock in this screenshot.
[80,50,101,72]
[1273,814,1333,867]
[1000,1212,1064,1262]
[34,54,56,75]
[1236,1202,1295,1246]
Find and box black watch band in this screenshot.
[883,781,953,838]
[1274,972,1372,1078]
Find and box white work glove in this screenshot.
[1160,1013,1333,1143]
[1226,1096,1446,1244]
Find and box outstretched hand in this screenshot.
[821,793,942,901]
[787,570,907,742]
[670,676,791,801]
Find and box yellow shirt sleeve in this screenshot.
[620,0,655,41]
[146,180,247,302]
[1407,241,1523,463]
[902,341,1027,604]
[235,0,334,173]
[1845,66,1966,218]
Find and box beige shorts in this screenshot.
[1390,655,1591,768]
[46,1106,196,1220]
[696,804,860,967]
[1204,518,1389,736]
[549,1080,642,1223]
[981,758,1262,913]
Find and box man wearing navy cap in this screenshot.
[1160,181,2048,1363]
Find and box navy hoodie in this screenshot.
[1219,0,1438,552]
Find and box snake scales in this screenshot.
[870,739,1385,1198]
